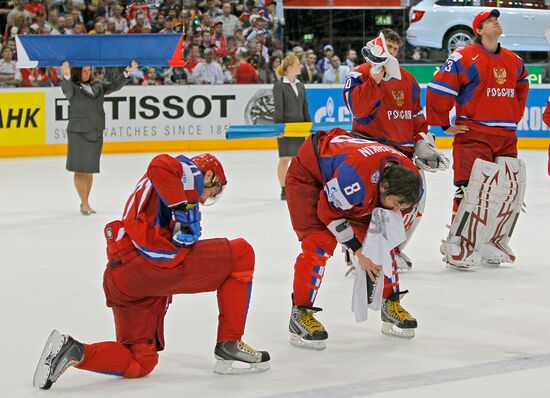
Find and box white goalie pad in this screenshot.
[441,157,526,269]
[481,157,526,264]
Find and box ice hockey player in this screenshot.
[285,128,422,347]
[344,28,449,271]
[427,9,529,269]
[33,153,270,390]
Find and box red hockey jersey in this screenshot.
[306,129,419,227]
[427,43,529,136]
[343,63,428,157]
[121,154,204,268]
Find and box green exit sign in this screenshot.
[375,15,392,26]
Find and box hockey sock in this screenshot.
[217,238,255,342]
[382,249,400,298]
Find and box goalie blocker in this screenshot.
[441,157,526,269]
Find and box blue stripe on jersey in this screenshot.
[336,162,366,206]
[316,247,326,256]
[457,63,480,105]
[412,81,419,104]
[154,197,172,228]
[177,155,205,197]
[91,370,125,377]
[319,153,347,182]
[134,243,179,261]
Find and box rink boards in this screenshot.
[0,84,548,157]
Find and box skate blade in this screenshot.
[289,333,327,350]
[381,322,415,339]
[345,266,356,277]
[444,261,475,271]
[213,357,270,375]
[33,329,65,389]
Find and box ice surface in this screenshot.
[1,149,549,398]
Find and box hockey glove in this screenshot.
[413,132,450,173]
[361,32,401,81]
[172,205,202,247]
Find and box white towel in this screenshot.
[352,208,406,322]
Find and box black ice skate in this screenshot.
[33,329,84,389]
[289,304,328,350]
[214,340,270,375]
[381,291,418,339]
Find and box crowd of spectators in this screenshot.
[0,0,368,88]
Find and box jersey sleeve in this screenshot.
[343,65,385,125]
[515,59,529,123]
[147,154,200,207]
[411,76,428,141]
[426,50,469,126]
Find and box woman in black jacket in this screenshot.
[273,53,311,200]
[60,60,137,215]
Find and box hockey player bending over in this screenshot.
[427,9,529,269]
[285,128,422,347]
[343,28,449,271]
[33,153,270,390]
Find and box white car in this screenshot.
[406,0,550,53]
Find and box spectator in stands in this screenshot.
[127,0,152,22]
[46,8,59,31]
[345,48,358,69]
[184,44,202,73]
[112,4,128,33]
[189,47,224,84]
[96,0,117,20]
[5,36,16,60]
[20,67,55,87]
[8,11,27,37]
[316,44,333,74]
[212,20,227,56]
[0,47,19,87]
[89,19,108,34]
[292,46,304,64]
[142,67,164,85]
[72,22,85,34]
[217,2,240,38]
[128,11,149,33]
[51,15,67,34]
[273,53,310,201]
[159,16,175,33]
[300,50,322,84]
[234,48,258,84]
[64,14,76,34]
[152,13,166,33]
[322,55,349,84]
[205,0,222,19]
[221,55,234,84]
[259,55,280,84]
[6,1,32,34]
[25,0,47,19]
[106,17,117,34]
[160,0,182,18]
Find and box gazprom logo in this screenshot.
[314,96,351,123]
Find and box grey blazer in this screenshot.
[61,74,129,134]
[273,79,311,124]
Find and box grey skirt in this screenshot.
[66,131,104,173]
[277,136,305,158]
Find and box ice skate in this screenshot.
[394,248,413,271]
[480,243,515,266]
[440,240,479,270]
[381,291,417,339]
[214,340,270,375]
[289,304,328,350]
[33,329,84,389]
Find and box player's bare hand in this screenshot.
[61,61,70,76]
[355,251,382,280]
[444,125,469,135]
[370,67,385,84]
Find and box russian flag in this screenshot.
[15,33,185,68]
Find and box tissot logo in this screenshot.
[54,94,236,121]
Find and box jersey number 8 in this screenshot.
[344,182,361,195]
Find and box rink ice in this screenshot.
[1,149,549,398]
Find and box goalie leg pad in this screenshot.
[480,157,526,264]
[441,159,505,268]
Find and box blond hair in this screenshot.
[276,53,299,78]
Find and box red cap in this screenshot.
[191,153,227,186]
[472,9,500,32]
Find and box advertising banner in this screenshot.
[0,84,548,156]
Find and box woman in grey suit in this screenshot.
[273,54,311,200]
[60,60,137,215]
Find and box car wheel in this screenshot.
[444,29,474,53]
